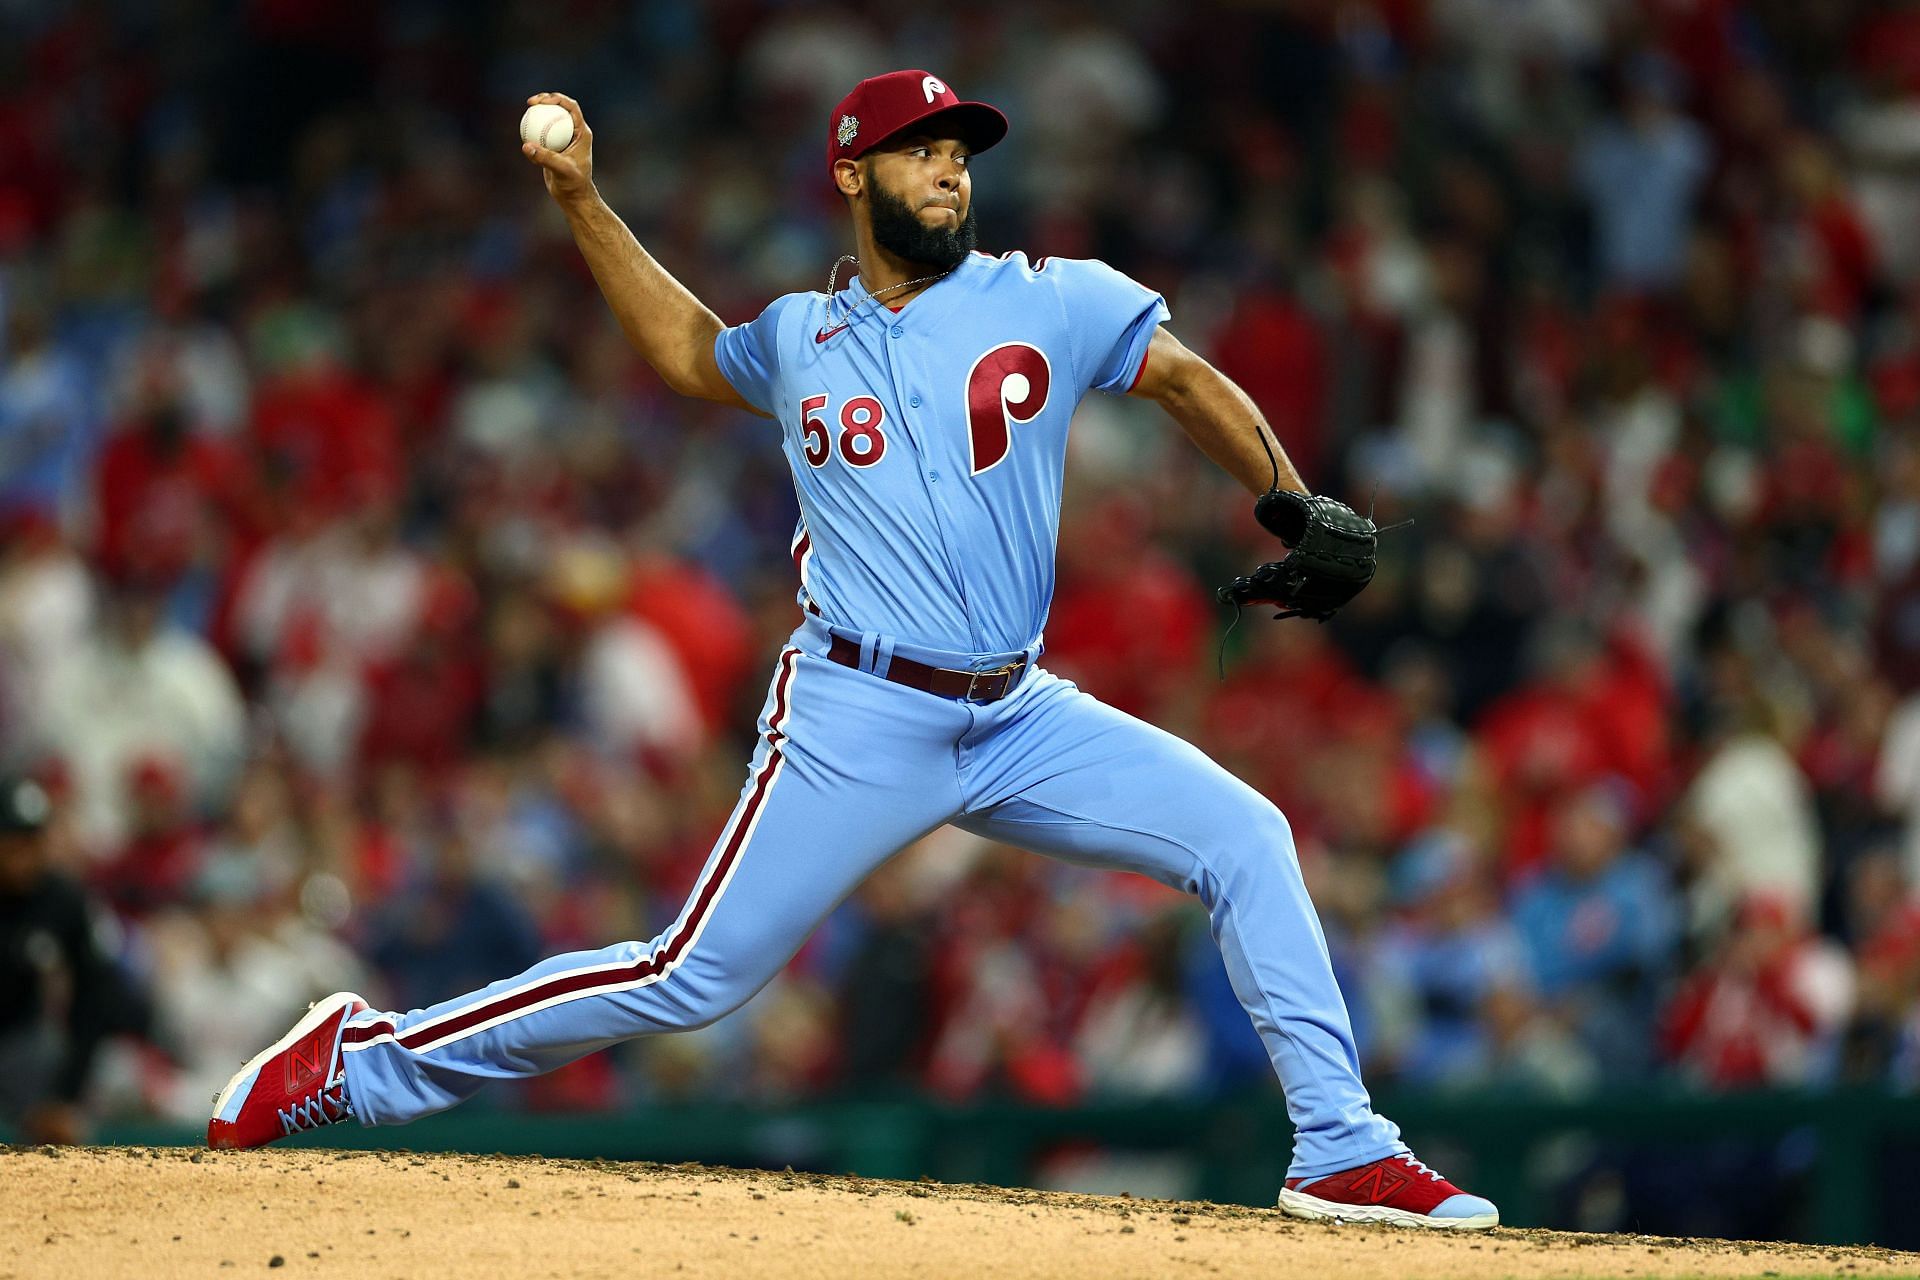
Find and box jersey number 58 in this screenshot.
[800,394,887,468]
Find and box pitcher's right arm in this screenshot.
[522,92,764,414]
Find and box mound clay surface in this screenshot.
[3,1146,1917,1279]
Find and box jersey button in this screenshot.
[928,470,941,483]
[890,325,904,338]
[909,395,922,408]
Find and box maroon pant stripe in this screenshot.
[344,646,802,1052]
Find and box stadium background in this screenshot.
[4,0,1920,1248]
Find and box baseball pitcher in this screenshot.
[208,70,1497,1231]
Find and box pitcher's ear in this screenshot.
[832,157,863,199]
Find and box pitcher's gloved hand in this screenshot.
[1215,489,1379,622]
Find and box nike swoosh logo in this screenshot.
[814,322,850,344]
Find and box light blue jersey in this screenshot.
[715,250,1167,654]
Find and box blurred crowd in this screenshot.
[7,0,1920,1139]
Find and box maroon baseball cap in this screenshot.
[826,70,1008,176]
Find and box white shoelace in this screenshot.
[1396,1154,1445,1182]
[276,1074,353,1136]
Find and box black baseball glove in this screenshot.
[1216,489,1379,622]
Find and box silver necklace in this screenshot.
[825,254,956,325]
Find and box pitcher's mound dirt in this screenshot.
[3,1146,1916,1279]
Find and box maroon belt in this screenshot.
[825,635,1028,703]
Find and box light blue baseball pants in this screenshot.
[340,615,1406,1178]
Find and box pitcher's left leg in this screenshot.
[961,672,1498,1227]
[957,669,1400,1181]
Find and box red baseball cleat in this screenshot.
[207,991,368,1150]
[1278,1152,1499,1230]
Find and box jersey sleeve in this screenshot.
[712,296,790,415]
[1050,257,1170,394]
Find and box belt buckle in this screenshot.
[964,659,1023,702]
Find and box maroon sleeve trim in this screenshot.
[1126,347,1151,393]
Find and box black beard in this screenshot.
[866,177,978,270]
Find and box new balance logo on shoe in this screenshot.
[1348,1165,1411,1204]
[283,1038,326,1091]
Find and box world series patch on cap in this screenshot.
[826,69,1008,176]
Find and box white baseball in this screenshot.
[520,103,574,153]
